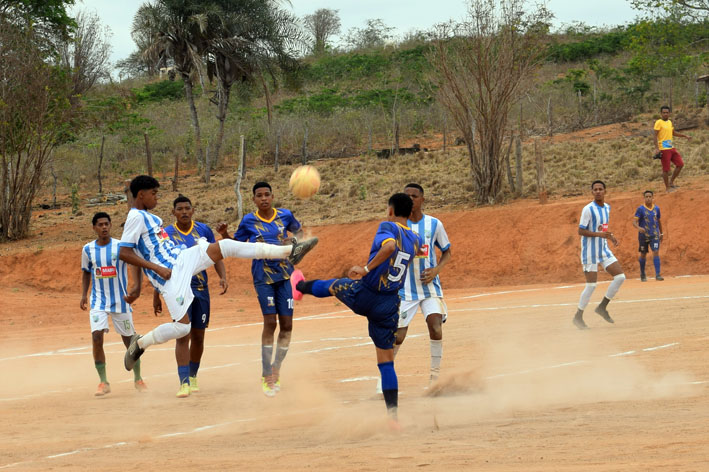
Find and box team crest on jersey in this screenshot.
[267,296,275,307]
[176,296,184,305]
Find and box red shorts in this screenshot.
[660,148,684,172]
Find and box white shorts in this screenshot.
[161,239,214,321]
[398,297,448,329]
[582,256,618,273]
[90,309,135,336]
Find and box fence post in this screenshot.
[535,139,547,204]
[144,132,153,177]
[235,135,246,221]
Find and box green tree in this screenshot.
[303,8,341,55]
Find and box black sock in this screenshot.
[574,308,583,319]
[296,280,314,294]
[382,389,398,413]
[599,296,610,309]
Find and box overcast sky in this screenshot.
[71,0,640,68]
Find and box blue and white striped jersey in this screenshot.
[399,214,451,301]
[119,208,182,289]
[579,201,614,265]
[81,238,131,313]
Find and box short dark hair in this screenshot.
[388,192,413,218]
[591,179,606,189]
[92,212,111,226]
[252,181,272,194]
[173,194,192,208]
[660,105,671,112]
[643,190,654,196]
[130,175,160,198]
[404,183,424,195]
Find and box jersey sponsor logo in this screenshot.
[158,227,170,241]
[267,296,275,307]
[417,244,430,258]
[96,266,117,278]
[661,139,672,149]
[599,223,609,232]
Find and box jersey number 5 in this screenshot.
[388,252,411,282]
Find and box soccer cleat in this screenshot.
[124,334,144,371]
[573,316,589,330]
[290,269,305,301]
[134,379,148,392]
[94,382,111,396]
[656,275,664,281]
[288,237,319,265]
[262,375,276,397]
[189,376,199,393]
[271,368,281,392]
[176,382,191,398]
[595,305,615,324]
[640,274,647,282]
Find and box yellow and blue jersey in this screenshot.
[635,205,661,240]
[234,209,301,285]
[164,221,216,292]
[362,221,423,293]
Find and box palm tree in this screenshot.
[133,0,210,173]
[204,0,304,181]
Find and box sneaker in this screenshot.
[271,368,281,393]
[288,237,319,265]
[188,376,199,393]
[594,305,615,324]
[94,382,111,396]
[124,334,144,371]
[176,382,191,398]
[573,316,588,330]
[134,379,148,392]
[290,269,305,301]
[640,274,647,282]
[375,377,383,394]
[262,375,276,397]
[656,275,664,281]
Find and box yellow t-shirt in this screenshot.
[654,119,674,150]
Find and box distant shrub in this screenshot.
[133,80,184,104]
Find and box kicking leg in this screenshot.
[296,279,337,298]
[121,334,145,390]
[125,315,191,371]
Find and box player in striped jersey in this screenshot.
[81,212,147,396]
[119,175,318,382]
[573,180,626,330]
[393,183,451,385]
[159,195,228,398]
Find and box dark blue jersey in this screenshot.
[234,209,301,285]
[362,221,423,293]
[634,205,661,239]
[164,221,216,292]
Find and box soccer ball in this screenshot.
[289,165,321,199]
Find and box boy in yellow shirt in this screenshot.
[654,106,692,192]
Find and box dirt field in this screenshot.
[2,177,709,471]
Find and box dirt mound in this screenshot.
[1,178,707,294]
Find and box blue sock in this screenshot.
[378,361,398,411]
[653,256,661,276]
[189,361,200,378]
[178,365,190,385]
[298,279,335,298]
[638,257,646,276]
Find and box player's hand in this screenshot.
[420,267,439,285]
[216,222,230,239]
[124,292,139,304]
[219,277,228,295]
[155,266,172,280]
[660,233,664,241]
[348,266,367,278]
[80,296,87,311]
[153,295,162,316]
[639,227,647,234]
[608,233,619,247]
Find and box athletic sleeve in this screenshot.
[373,222,396,248]
[579,206,591,229]
[201,223,216,244]
[119,210,144,248]
[81,245,91,272]
[653,120,662,131]
[234,217,250,242]
[284,209,302,235]
[656,207,661,220]
[433,220,451,252]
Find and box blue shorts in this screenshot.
[187,290,210,329]
[330,278,399,350]
[638,234,660,253]
[255,280,293,316]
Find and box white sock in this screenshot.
[605,273,626,300]
[138,322,191,349]
[430,339,442,377]
[578,283,597,310]
[218,239,291,259]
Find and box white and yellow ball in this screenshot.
[289,165,321,199]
